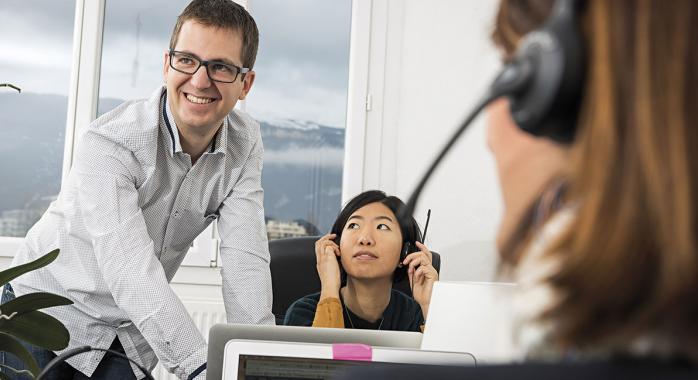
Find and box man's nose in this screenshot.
[190,65,212,88]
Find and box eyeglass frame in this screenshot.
[168,50,250,83]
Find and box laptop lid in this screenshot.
[421,281,517,363]
[207,324,423,380]
[221,340,476,380]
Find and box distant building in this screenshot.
[0,194,57,237]
[266,219,308,240]
[0,208,41,237]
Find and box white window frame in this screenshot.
[342,0,372,204]
[0,0,372,268]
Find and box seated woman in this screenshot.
[283,190,438,331]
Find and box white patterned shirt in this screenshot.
[11,86,274,379]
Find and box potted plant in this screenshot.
[0,249,73,379]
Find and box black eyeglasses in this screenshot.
[168,50,249,83]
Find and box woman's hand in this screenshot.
[403,241,439,320]
[315,233,342,300]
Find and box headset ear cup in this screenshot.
[393,242,410,285]
[399,242,410,267]
[506,0,585,143]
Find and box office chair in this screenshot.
[269,236,441,325]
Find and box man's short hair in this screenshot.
[169,0,259,69]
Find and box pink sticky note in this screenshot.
[332,343,373,361]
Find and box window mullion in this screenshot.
[64,0,106,181]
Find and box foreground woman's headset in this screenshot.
[505,0,585,143]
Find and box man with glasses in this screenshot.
[3,0,272,379]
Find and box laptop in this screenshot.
[421,281,518,363]
[221,339,476,380]
[207,324,424,380]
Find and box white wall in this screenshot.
[358,0,503,281]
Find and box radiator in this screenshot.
[152,299,227,380]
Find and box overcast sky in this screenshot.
[0,1,75,97]
[1,0,352,128]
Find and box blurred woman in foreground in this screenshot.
[488,0,698,361]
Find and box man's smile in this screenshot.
[184,93,217,104]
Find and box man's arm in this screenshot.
[75,132,207,379]
[216,134,275,325]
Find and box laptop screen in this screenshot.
[222,340,475,380]
[238,355,369,380]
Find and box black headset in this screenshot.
[497,0,586,143]
[399,209,431,265]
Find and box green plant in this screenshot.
[0,249,73,380]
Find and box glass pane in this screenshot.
[0,0,75,237]
[248,0,352,239]
[98,0,190,116]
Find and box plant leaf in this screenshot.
[0,249,60,287]
[0,310,69,351]
[0,331,40,377]
[0,292,73,318]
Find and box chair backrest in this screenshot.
[269,236,441,325]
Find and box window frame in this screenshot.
[0,0,372,266]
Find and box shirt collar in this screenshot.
[211,113,228,155]
[161,89,227,157]
[162,91,183,156]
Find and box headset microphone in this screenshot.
[398,0,584,228]
[398,70,524,225]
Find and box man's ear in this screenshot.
[238,70,256,100]
[163,50,170,83]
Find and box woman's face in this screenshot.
[339,202,403,281]
[486,97,570,250]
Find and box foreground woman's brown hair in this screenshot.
[495,0,698,358]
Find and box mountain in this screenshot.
[0,93,344,235]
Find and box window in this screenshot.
[247,0,352,239]
[0,0,76,238]
[98,0,189,116]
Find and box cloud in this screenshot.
[1,1,75,96]
[264,147,343,168]
[2,0,75,37]
[247,80,348,128]
[252,0,352,70]
[99,37,168,100]
[102,0,184,41]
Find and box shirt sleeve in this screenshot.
[216,133,275,325]
[312,297,344,328]
[74,132,206,379]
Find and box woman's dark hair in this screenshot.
[330,190,422,283]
